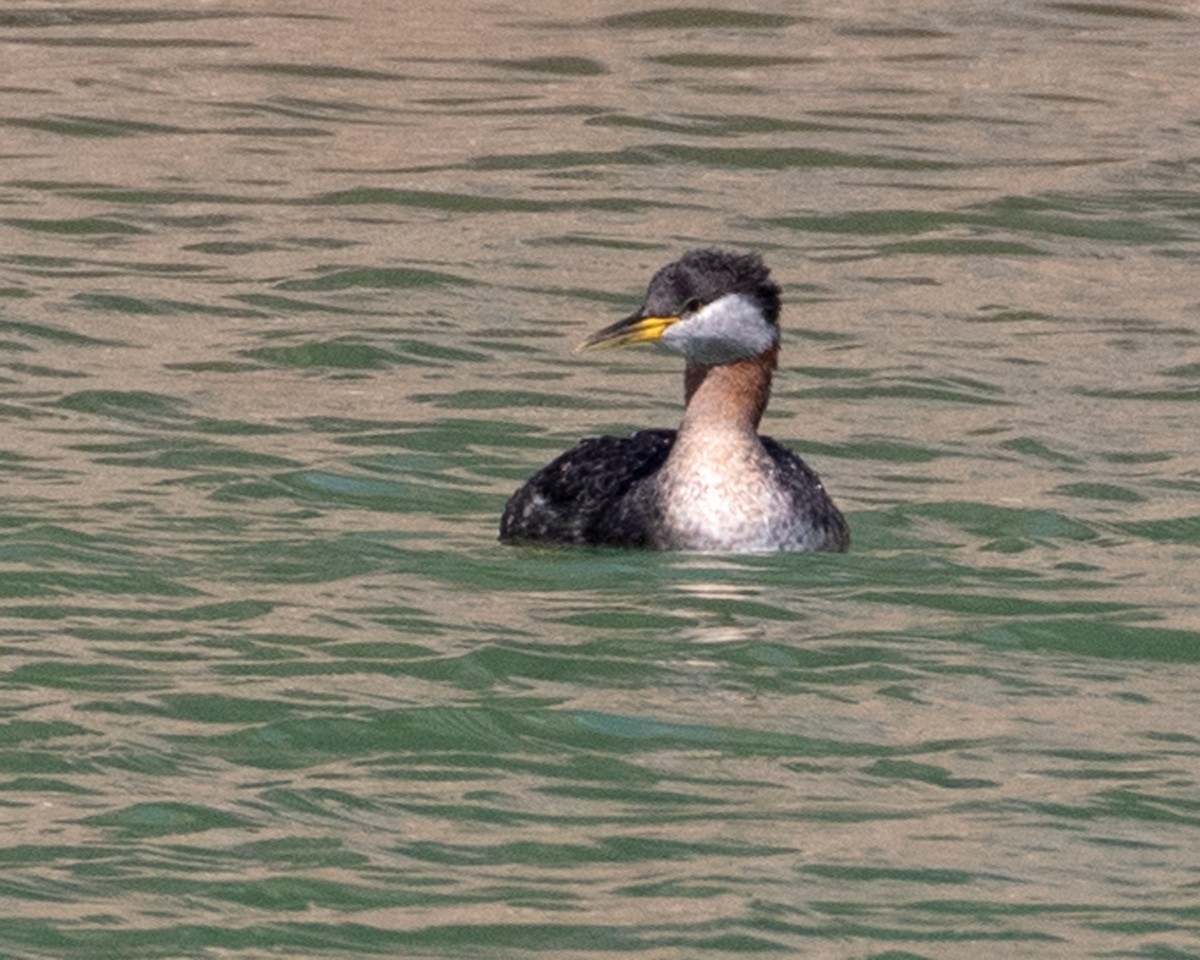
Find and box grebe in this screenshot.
[499,249,849,552]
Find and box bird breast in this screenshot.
[656,432,792,551]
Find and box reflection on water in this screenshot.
[2,1,1199,958]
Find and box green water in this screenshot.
[2,2,1200,958]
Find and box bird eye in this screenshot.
[683,298,701,315]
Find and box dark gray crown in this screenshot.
[641,249,781,324]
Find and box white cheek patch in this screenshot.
[660,293,776,364]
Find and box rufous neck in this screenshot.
[681,346,777,435]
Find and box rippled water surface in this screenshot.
[3,1,1200,958]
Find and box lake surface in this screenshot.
[2,1,1199,958]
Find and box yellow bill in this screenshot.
[576,313,680,352]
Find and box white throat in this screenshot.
[660,293,776,365]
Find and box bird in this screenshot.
[499,249,849,552]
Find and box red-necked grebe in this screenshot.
[499,249,849,552]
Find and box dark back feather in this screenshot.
[761,437,850,551]
[500,429,674,547]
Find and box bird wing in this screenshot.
[500,429,674,547]
[761,436,850,551]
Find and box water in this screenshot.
[2,1,1199,957]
